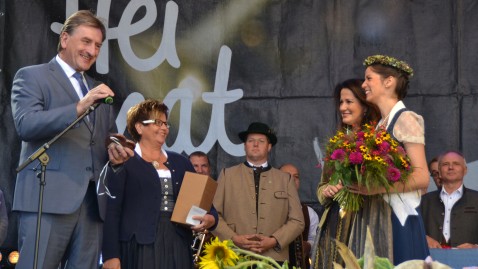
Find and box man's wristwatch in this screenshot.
[271,236,281,252]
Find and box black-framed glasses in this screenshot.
[142,119,170,128]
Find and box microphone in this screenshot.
[91,96,113,111]
[92,81,114,105]
[101,96,114,104]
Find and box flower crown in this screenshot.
[363,55,414,77]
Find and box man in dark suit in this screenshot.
[0,189,7,246]
[11,10,133,269]
[420,150,478,249]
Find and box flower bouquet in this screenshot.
[199,237,297,269]
[323,123,412,211]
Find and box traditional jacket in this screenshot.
[213,163,305,261]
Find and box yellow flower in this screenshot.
[382,133,391,141]
[364,154,372,160]
[400,157,409,168]
[360,145,367,153]
[375,137,383,144]
[199,237,239,269]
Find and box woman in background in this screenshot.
[313,78,380,268]
[102,99,218,269]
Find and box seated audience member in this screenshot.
[428,156,442,190]
[189,151,212,177]
[280,163,319,269]
[0,189,7,245]
[420,150,478,248]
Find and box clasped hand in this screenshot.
[232,234,277,254]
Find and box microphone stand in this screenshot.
[16,103,100,269]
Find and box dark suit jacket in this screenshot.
[420,186,478,247]
[0,190,7,245]
[11,57,116,219]
[102,151,218,261]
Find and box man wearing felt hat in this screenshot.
[212,122,305,263]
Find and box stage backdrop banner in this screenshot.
[2,0,478,249]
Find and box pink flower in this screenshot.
[349,152,363,165]
[331,149,346,160]
[387,167,401,182]
[356,141,364,150]
[379,141,390,152]
[356,131,365,140]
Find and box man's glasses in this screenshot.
[142,119,170,128]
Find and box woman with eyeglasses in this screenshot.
[101,99,218,269]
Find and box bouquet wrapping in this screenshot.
[323,123,412,211]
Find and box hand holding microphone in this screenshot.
[92,81,114,105]
[76,82,115,116]
[100,96,114,105]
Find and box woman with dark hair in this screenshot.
[102,99,218,269]
[333,79,380,130]
[312,78,380,268]
[346,55,430,264]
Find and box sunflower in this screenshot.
[199,237,239,269]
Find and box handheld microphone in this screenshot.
[92,81,114,105]
[102,96,114,104]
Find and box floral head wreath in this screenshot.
[363,55,414,78]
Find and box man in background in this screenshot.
[280,163,319,268]
[213,122,304,263]
[189,151,212,177]
[428,156,442,190]
[420,150,478,249]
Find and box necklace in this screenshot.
[142,151,165,170]
[152,161,161,170]
[379,112,391,130]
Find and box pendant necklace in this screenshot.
[152,160,161,170]
[143,152,164,170]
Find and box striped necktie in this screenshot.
[73,72,88,96]
[72,72,94,124]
